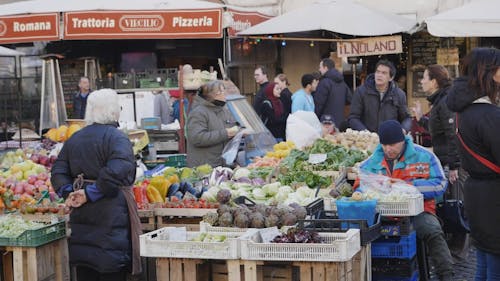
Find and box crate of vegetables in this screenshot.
[376,194,424,217]
[0,215,66,247]
[240,228,360,262]
[140,227,256,259]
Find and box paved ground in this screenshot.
[429,246,476,281]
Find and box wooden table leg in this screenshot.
[227,260,241,281]
[12,248,23,281]
[2,251,13,281]
[27,248,37,281]
[156,258,170,281]
[244,260,258,281]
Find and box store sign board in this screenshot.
[0,13,59,44]
[227,9,272,37]
[436,48,459,66]
[336,35,402,58]
[64,10,222,39]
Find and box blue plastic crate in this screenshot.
[380,216,414,236]
[371,231,417,259]
[372,270,418,281]
[336,198,378,226]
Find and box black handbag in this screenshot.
[436,199,470,234]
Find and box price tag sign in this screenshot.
[308,153,327,164]
[259,227,281,243]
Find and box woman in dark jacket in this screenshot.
[51,89,141,281]
[274,73,293,114]
[414,64,460,183]
[446,47,500,280]
[260,82,288,141]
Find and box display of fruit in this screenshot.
[324,129,379,152]
[265,141,295,159]
[163,197,218,209]
[44,124,82,142]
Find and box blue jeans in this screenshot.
[475,248,500,281]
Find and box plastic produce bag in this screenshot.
[222,131,245,166]
[286,111,321,149]
[357,171,420,198]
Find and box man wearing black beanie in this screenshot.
[359,120,454,281]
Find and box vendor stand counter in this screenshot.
[0,216,69,281]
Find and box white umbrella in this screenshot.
[0,46,25,57]
[0,0,222,16]
[425,0,500,37]
[238,0,417,36]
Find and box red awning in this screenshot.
[226,8,272,37]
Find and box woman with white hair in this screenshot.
[51,89,141,281]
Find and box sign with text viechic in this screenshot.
[0,13,60,44]
[336,35,403,58]
[64,9,222,39]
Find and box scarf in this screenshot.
[264,82,283,118]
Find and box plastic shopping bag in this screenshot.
[222,131,245,166]
[286,111,322,149]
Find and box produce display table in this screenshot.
[1,238,69,281]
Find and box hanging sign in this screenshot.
[436,48,459,66]
[64,9,222,39]
[227,9,272,37]
[336,35,403,58]
[0,13,60,44]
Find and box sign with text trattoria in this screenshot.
[336,35,403,58]
[227,9,272,37]
[64,9,222,39]
[0,13,60,44]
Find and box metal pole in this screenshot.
[178,66,186,153]
[352,63,357,91]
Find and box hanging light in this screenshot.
[309,41,315,47]
[281,40,286,47]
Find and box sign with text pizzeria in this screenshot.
[64,9,222,39]
[0,13,59,44]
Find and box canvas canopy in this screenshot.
[238,0,417,36]
[425,0,500,37]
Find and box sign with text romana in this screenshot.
[0,13,60,44]
[336,35,403,58]
[64,9,222,39]
[227,9,272,37]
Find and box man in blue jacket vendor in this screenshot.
[359,120,454,281]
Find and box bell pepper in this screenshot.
[149,176,171,199]
[146,185,164,203]
[167,174,180,184]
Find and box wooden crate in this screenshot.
[155,258,209,281]
[138,209,156,232]
[1,238,69,281]
[211,260,292,281]
[155,208,216,231]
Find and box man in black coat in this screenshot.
[313,58,352,127]
[348,59,412,133]
[252,65,269,117]
[72,77,91,119]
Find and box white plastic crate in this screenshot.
[199,222,250,233]
[240,229,360,262]
[140,227,255,259]
[376,194,424,217]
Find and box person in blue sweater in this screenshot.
[292,73,318,113]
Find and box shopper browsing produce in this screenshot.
[51,89,141,280]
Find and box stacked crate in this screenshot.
[371,217,418,281]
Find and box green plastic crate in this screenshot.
[164,153,186,168]
[0,220,66,247]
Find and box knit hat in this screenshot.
[378,120,405,145]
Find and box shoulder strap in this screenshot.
[455,113,500,173]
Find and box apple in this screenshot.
[38,155,49,166]
[38,185,49,192]
[37,172,48,181]
[30,154,40,164]
[14,182,24,194]
[24,184,35,195]
[27,175,38,185]
[34,180,46,188]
